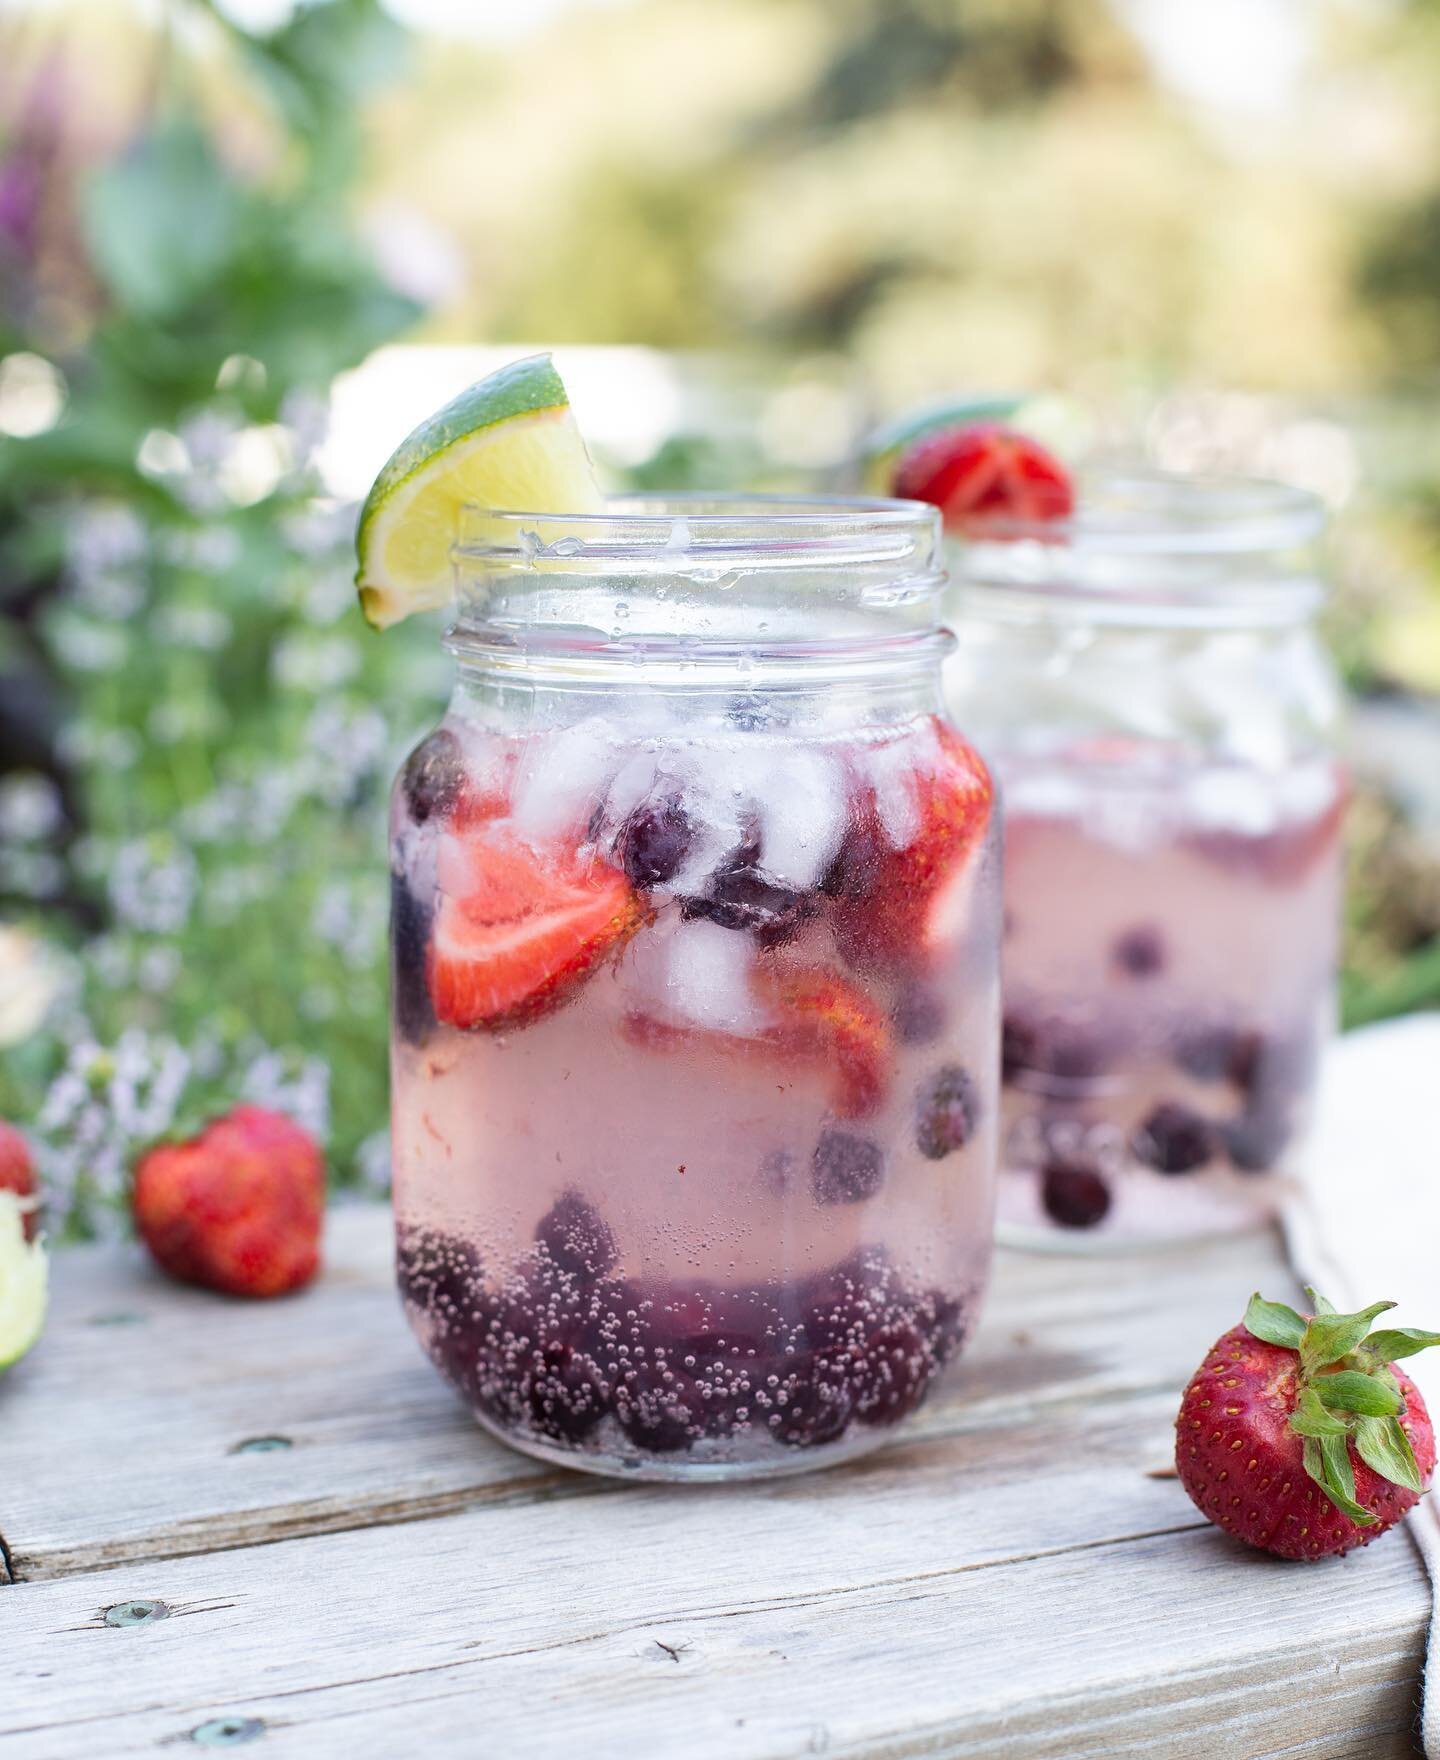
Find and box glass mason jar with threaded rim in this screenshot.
[943,473,1343,1249]
[389,494,1000,1480]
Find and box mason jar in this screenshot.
[943,473,1344,1247]
[389,496,1001,1479]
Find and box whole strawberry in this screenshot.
[0,1120,39,1243]
[1176,1291,1439,1560]
[133,1105,324,1299]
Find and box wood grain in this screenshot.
[0,1485,1426,1758]
[0,1206,1429,1759]
[1,1208,1289,1580]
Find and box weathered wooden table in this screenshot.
[1,1206,1429,1758]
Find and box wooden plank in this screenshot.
[0,1476,1427,1759]
[0,1208,1291,1581]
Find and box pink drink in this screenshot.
[995,743,1344,1241]
[389,498,999,1478]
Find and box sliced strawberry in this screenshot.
[429,829,649,1032]
[826,719,994,973]
[892,422,1073,533]
[755,966,893,1120]
[624,964,892,1120]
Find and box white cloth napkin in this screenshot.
[1281,1013,1440,1760]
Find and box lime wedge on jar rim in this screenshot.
[354,352,603,630]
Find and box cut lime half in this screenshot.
[355,353,603,630]
[0,1193,45,1373]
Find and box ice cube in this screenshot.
[624,914,768,1036]
[508,719,619,845]
[857,732,927,849]
[1184,767,1277,837]
[747,741,845,889]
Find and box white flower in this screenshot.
[64,503,147,580]
[108,838,198,933]
[0,925,65,1046]
[151,604,232,651]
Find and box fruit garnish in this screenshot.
[0,1119,39,1244]
[1040,1157,1111,1229]
[858,394,1023,496]
[355,352,602,630]
[811,1129,886,1205]
[1131,1101,1216,1176]
[623,960,892,1121]
[132,1105,324,1299]
[754,965,893,1120]
[1176,1291,1439,1560]
[428,828,648,1032]
[892,422,1073,533]
[825,720,993,972]
[0,1124,45,1371]
[914,1064,979,1160]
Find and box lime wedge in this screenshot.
[355,353,603,629]
[0,1193,45,1372]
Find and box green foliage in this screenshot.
[0,0,431,1233]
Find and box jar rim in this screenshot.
[454,492,941,569]
[949,470,1326,627]
[953,470,1325,557]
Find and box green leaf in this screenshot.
[1306,1287,1339,1317]
[80,121,242,320]
[1314,1370,1402,1417]
[1243,1293,1307,1351]
[1302,1434,1376,1525]
[1289,1387,1352,1438]
[1299,1301,1397,1374]
[1364,1328,1440,1365]
[1355,1415,1424,1494]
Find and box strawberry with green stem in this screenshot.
[1176,1290,1438,1560]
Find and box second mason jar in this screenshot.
[390,496,1000,1478]
[944,473,1344,1247]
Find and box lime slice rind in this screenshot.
[355,352,603,630]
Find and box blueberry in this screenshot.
[812,1130,886,1204]
[400,728,465,825]
[852,1318,933,1427]
[915,1064,979,1160]
[615,1362,703,1453]
[395,1225,484,1328]
[681,845,814,948]
[1003,1012,1110,1092]
[617,798,694,888]
[1173,1024,1252,1086]
[1040,1158,1112,1229]
[1112,924,1166,978]
[1132,1102,1217,1176]
[1001,1014,1039,1087]
[535,1191,618,1283]
[799,1248,892,1352]
[522,1342,608,1443]
[768,1355,855,1448]
[390,873,436,1048]
[1223,1108,1293,1175]
[893,983,947,1046]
